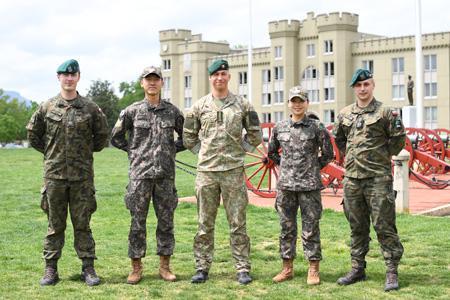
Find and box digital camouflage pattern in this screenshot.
[183,92,262,171]
[268,116,334,191]
[111,99,184,180]
[342,176,404,266]
[27,94,109,181]
[275,190,322,260]
[193,168,250,273]
[125,179,178,258]
[333,99,406,179]
[41,179,97,260]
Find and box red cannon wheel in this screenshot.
[245,123,278,198]
[434,128,450,159]
[406,128,439,175]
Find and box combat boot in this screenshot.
[237,271,252,285]
[307,260,320,285]
[127,258,143,284]
[81,266,101,286]
[337,261,366,285]
[191,270,208,283]
[39,259,59,286]
[159,256,176,282]
[384,264,399,292]
[272,259,294,283]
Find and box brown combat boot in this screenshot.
[127,258,143,284]
[159,256,176,282]
[272,259,294,283]
[307,260,320,285]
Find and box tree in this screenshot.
[87,80,120,131]
[118,80,144,110]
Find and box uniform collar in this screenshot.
[56,92,84,108]
[289,115,310,127]
[209,92,236,109]
[144,98,166,111]
[351,98,379,114]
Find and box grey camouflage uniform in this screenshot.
[26,93,109,260]
[183,92,262,273]
[268,116,333,261]
[111,99,184,258]
[333,98,405,268]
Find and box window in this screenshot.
[163,77,171,91]
[239,72,248,85]
[183,54,191,70]
[274,90,284,104]
[362,60,374,73]
[274,66,284,80]
[273,111,284,122]
[392,58,404,73]
[324,40,333,54]
[184,97,192,109]
[424,54,437,71]
[162,59,171,70]
[424,106,437,129]
[392,84,405,99]
[424,54,437,98]
[262,93,271,106]
[308,90,319,103]
[425,83,437,97]
[262,69,271,83]
[324,62,334,76]
[184,76,192,89]
[307,44,316,57]
[324,87,335,101]
[323,109,335,124]
[274,46,282,59]
[303,66,318,79]
[262,113,271,123]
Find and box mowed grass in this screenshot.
[0,148,449,300]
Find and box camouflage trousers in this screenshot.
[275,189,322,261]
[194,167,251,273]
[41,179,97,260]
[343,176,404,267]
[125,179,178,258]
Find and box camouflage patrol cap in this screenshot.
[56,59,80,74]
[288,86,309,102]
[208,59,229,75]
[349,68,373,87]
[141,66,162,78]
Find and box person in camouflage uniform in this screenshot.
[183,59,262,285]
[26,59,109,286]
[333,69,406,292]
[268,86,333,285]
[111,66,185,284]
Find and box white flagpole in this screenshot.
[415,0,424,128]
[247,0,253,103]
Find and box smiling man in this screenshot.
[27,59,109,286]
[333,69,406,292]
[111,66,185,284]
[268,86,333,285]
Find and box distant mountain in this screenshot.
[1,90,32,107]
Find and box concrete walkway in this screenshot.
[180,174,450,215]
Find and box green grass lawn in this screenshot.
[0,148,449,299]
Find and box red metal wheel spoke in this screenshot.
[247,164,265,181]
[245,161,263,168]
[246,152,263,159]
[256,166,269,190]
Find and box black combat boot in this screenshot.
[191,270,209,283]
[384,263,399,291]
[40,259,59,286]
[237,271,252,285]
[337,261,366,285]
[81,258,100,286]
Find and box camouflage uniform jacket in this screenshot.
[183,92,262,172]
[111,99,184,180]
[268,116,334,191]
[333,98,406,179]
[26,93,109,181]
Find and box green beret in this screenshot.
[349,68,373,87]
[56,59,80,74]
[208,59,229,75]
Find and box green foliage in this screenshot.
[1,148,449,299]
[87,80,120,131]
[0,89,38,143]
[118,80,144,110]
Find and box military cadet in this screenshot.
[27,59,109,286]
[183,59,262,285]
[333,69,406,291]
[111,66,185,284]
[268,86,333,285]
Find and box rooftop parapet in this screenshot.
[159,29,193,41]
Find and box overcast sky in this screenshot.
[0,0,448,103]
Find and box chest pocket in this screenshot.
[75,113,91,131]
[45,111,63,135]
[160,119,175,129]
[134,120,151,129]
[298,129,315,141]
[278,130,291,142]
[364,114,384,138]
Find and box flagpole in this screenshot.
[247,0,253,103]
[415,0,423,127]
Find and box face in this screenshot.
[289,98,309,118]
[57,72,80,92]
[140,74,163,97]
[353,79,375,103]
[209,70,230,92]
